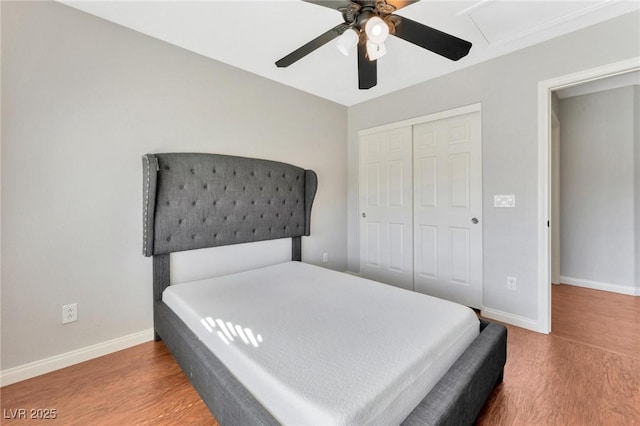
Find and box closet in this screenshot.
[359,105,482,307]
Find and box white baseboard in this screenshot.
[481,307,540,332]
[0,328,155,387]
[560,276,639,296]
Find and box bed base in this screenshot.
[155,301,279,425]
[402,320,506,425]
[155,297,506,426]
[144,153,507,425]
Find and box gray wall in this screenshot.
[347,12,640,321]
[1,1,347,370]
[559,87,638,288]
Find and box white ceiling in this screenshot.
[62,1,640,106]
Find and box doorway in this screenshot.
[537,57,640,334]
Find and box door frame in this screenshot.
[359,103,482,137]
[551,112,560,286]
[536,57,640,334]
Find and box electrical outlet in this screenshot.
[62,303,78,324]
[322,253,329,263]
[506,277,517,291]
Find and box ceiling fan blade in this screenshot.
[392,15,471,61]
[358,42,377,89]
[384,1,421,12]
[303,0,419,12]
[301,1,352,11]
[276,23,350,68]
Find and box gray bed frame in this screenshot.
[143,152,507,425]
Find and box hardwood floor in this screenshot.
[1,342,213,425]
[476,323,640,425]
[2,285,639,425]
[551,284,640,359]
[477,284,640,425]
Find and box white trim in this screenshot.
[359,103,482,136]
[556,71,639,99]
[560,276,640,296]
[537,57,640,335]
[537,80,552,334]
[481,307,538,332]
[550,112,561,287]
[0,328,155,387]
[466,1,617,48]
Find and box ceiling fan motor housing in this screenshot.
[345,1,393,31]
[276,0,473,89]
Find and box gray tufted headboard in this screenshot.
[142,153,317,258]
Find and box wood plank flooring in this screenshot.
[1,341,213,425]
[2,284,639,425]
[551,284,640,359]
[476,323,640,425]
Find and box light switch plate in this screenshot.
[494,194,515,208]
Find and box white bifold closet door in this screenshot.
[359,127,414,291]
[413,112,482,308]
[359,108,482,308]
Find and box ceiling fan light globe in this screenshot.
[336,29,359,56]
[365,16,389,44]
[366,40,387,60]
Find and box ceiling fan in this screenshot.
[275,0,472,90]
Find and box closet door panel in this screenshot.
[414,111,482,308]
[359,127,413,290]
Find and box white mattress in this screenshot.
[163,261,479,425]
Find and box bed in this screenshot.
[142,152,507,425]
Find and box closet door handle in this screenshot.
[362,212,367,218]
[471,217,479,224]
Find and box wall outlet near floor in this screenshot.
[322,252,329,263]
[62,303,78,324]
[506,277,517,291]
